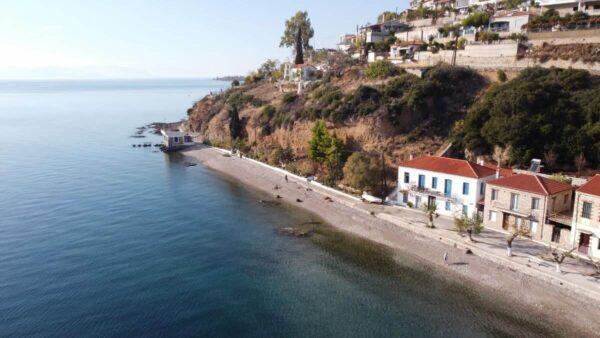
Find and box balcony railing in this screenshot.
[407,184,461,203]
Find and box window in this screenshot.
[491,189,498,201]
[480,182,485,195]
[510,193,519,211]
[462,205,468,216]
[489,211,497,222]
[404,172,410,184]
[444,179,452,196]
[531,197,540,210]
[418,175,425,188]
[582,202,592,219]
[563,194,569,204]
[530,221,538,234]
[462,182,469,195]
[173,137,179,143]
[445,201,451,211]
[432,177,438,189]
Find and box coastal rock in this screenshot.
[278,227,313,238]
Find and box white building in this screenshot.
[161,130,194,151]
[490,11,530,35]
[540,0,600,16]
[337,34,357,53]
[397,156,499,217]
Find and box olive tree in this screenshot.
[280,11,314,65]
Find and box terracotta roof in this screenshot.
[578,175,600,196]
[488,174,573,196]
[399,156,497,178]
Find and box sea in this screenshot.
[0,79,557,337]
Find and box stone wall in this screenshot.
[529,29,600,46]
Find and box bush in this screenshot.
[342,152,380,193]
[268,146,294,166]
[497,69,507,82]
[365,60,399,79]
[456,67,599,168]
[282,92,298,104]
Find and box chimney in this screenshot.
[409,153,414,160]
[495,168,500,179]
[477,156,485,166]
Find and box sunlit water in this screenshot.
[0,79,555,337]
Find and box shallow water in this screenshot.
[0,79,556,337]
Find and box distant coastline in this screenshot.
[213,75,244,82]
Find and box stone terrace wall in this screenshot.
[529,29,600,46]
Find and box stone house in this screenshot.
[570,175,600,259]
[483,174,574,247]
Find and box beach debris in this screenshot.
[278,227,313,238]
[465,248,473,255]
[276,195,283,199]
[184,162,197,167]
[306,187,312,191]
[324,196,333,202]
[274,185,281,190]
[296,198,303,203]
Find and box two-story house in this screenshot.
[570,175,600,259]
[397,156,498,217]
[483,174,574,247]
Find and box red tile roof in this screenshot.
[578,175,600,196]
[488,174,573,196]
[482,163,515,177]
[399,156,497,178]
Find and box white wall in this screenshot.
[396,166,495,217]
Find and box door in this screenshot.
[579,233,591,255]
[428,196,436,208]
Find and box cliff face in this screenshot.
[186,64,485,168]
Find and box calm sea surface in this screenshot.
[0,79,555,337]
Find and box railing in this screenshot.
[407,184,460,203]
[490,200,543,219]
[528,22,600,33]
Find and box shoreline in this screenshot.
[182,145,600,336]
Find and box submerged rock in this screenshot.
[278,227,313,238]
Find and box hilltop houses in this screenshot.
[396,156,501,217]
[571,175,600,258]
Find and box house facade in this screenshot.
[570,175,600,259]
[483,174,574,247]
[540,0,600,16]
[397,156,498,217]
[161,130,194,151]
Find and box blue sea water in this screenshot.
[0,79,555,337]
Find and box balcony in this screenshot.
[547,210,573,226]
[490,200,543,219]
[407,184,461,203]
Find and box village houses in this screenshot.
[571,175,600,259]
[396,156,502,217]
[483,174,574,247]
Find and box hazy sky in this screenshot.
[1,0,408,79]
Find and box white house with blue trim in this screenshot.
[397,156,500,217]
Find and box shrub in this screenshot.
[282,92,298,104]
[342,152,380,193]
[268,146,294,166]
[497,69,507,82]
[365,60,399,79]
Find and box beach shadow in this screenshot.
[449,262,469,266]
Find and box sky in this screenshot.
[0,0,408,79]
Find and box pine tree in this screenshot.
[294,26,304,65]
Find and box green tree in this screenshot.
[342,152,380,193]
[309,120,332,162]
[377,11,401,23]
[280,11,314,65]
[258,59,280,78]
[228,105,243,141]
[422,203,438,228]
[438,24,462,66]
[462,12,490,29]
[454,212,484,241]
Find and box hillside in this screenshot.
[186,63,599,194]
